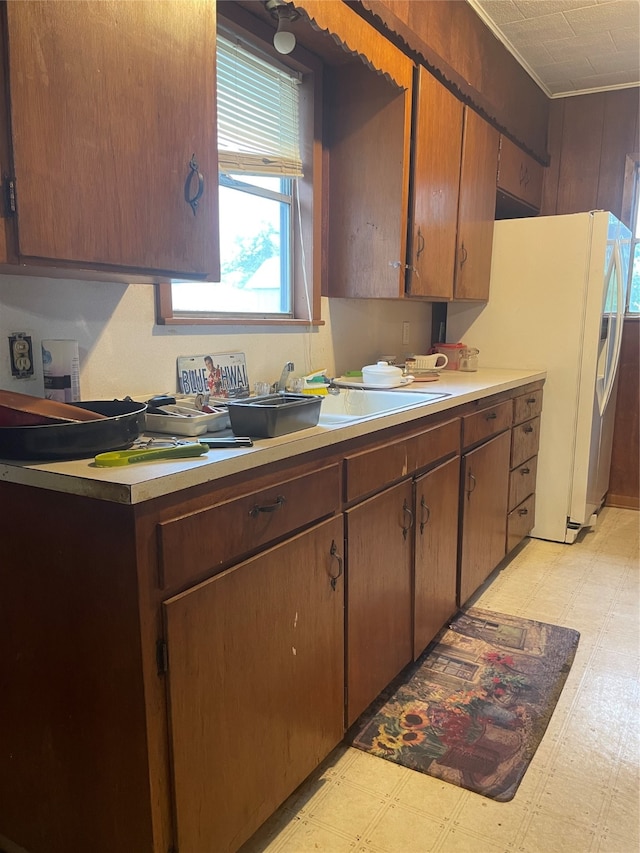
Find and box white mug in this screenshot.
[413,353,448,370]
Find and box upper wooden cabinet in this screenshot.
[407,66,499,302]
[406,66,463,300]
[0,1,219,280]
[454,107,500,301]
[328,60,499,303]
[496,134,544,213]
[325,48,413,299]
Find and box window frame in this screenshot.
[625,158,640,315]
[156,4,324,327]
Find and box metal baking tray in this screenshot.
[145,404,230,436]
[226,393,322,438]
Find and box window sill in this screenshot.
[157,315,325,327]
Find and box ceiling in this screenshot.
[467,0,640,97]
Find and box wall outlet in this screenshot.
[9,332,35,379]
[401,321,410,346]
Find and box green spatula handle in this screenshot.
[94,443,208,467]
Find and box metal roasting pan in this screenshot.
[0,400,147,461]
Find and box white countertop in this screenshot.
[0,368,545,505]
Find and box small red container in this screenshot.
[433,342,466,370]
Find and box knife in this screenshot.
[94,443,209,467]
[199,437,253,448]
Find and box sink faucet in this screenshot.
[275,361,294,392]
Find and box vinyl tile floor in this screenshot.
[241,507,640,853]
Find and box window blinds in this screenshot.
[217,34,303,177]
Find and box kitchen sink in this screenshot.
[317,388,450,425]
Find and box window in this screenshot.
[157,15,322,326]
[626,161,640,314]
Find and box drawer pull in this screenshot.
[249,495,286,518]
[520,467,530,475]
[402,499,414,541]
[518,507,529,516]
[526,397,536,404]
[485,412,497,420]
[329,540,343,591]
[419,496,430,535]
[523,425,534,433]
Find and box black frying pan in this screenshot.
[0,400,147,461]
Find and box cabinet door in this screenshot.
[5,1,219,278]
[346,479,413,725]
[497,134,544,211]
[407,66,463,299]
[326,54,413,298]
[414,455,460,659]
[454,108,499,300]
[163,516,345,853]
[459,430,510,605]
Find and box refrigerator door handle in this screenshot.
[599,242,625,416]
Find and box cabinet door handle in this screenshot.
[518,507,529,516]
[459,243,468,268]
[416,226,425,259]
[520,467,530,475]
[185,154,205,215]
[402,499,414,540]
[523,425,534,433]
[485,411,497,421]
[467,471,476,497]
[329,540,343,591]
[526,397,537,404]
[248,495,286,517]
[419,496,430,535]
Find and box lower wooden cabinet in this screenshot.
[345,479,414,726]
[0,381,544,853]
[507,492,536,554]
[507,388,543,553]
[163,516,345,853]
[459,430,511,605]
[414,455,460,658]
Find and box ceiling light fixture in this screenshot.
[265,0,299,55]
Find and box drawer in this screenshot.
[506,494,535,553]
[344,437,408,503]
[511,416,540,468]
[462,400,512,449]
[157,464,340,590]
[509,454,538,511]
[407,418,460,473]
[513,389,543,425]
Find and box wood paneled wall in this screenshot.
[542,88,640,224]
[355,0,549,161]
[608,319,640,509]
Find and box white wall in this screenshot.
[0,275,432,399]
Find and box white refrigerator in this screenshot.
[447,211,631,544]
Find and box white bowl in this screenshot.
[361,361,405,387]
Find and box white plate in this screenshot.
[335,376,415,390]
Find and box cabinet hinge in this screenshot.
[156,639,168,675]
[4,177,16,215]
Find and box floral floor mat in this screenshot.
[347,607,580,801]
